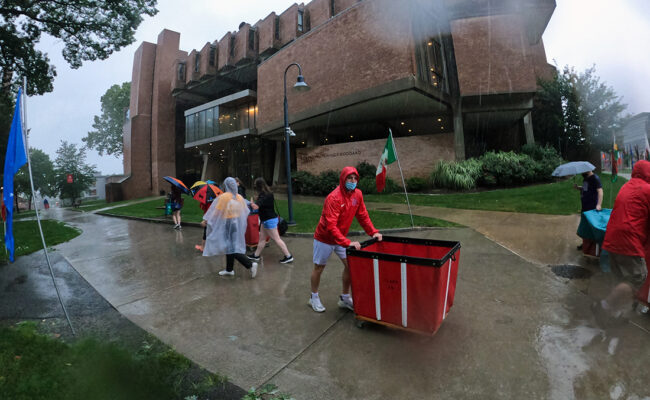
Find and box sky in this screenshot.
[25,0,650,175]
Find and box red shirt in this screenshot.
[314,166,378,247]
[603,160,650,258]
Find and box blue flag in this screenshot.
[3,89,27,262]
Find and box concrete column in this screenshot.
[272,140,282,185]
[200,152,209,181]
[523,111,535,145]
[453,99,466,161]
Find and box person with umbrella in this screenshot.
[191,181,223,252]
[574,167,603,251]
[201,177,258,278]
[163,176,190,230]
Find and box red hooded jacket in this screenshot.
[314,166,379,247]
[602,160,650,258]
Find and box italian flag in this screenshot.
[376,131,397,193]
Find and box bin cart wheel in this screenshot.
[635,302,649,314]
[355,319,366,329]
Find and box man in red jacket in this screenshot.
[309,166,382,313]
[596,160,650,323]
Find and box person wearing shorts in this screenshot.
[309,166,382,313]
[597,160,650,322]
[248,177,293,264]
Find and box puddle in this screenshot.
[550,264,592,279]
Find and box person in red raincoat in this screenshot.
[596,160,650,322]
[309,166,382,313]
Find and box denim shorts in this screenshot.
[313,239,347,265]
[262,217,279,229]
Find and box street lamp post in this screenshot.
[283,62,310,225]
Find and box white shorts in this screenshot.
[313,239,347,265]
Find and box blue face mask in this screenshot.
[345,181,357,191]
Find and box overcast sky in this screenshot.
[25,0,650,175]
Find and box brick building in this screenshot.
[120,0,556,199]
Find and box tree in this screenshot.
[0,0,157,158]
[83,82,130,156]
[533,65,627,160]
[14,148,57,211]
[53,141,98,201]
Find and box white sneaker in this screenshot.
[308,297,326,313]
[337,295,354,311]
[218,270,234,276]
[250,262,258,278]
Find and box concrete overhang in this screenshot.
[462,92,535,129]
[173,61,258,107]
[258,76,453,141]
[184,89,257,116]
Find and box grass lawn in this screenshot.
[0,322,227,400]
[364,173,627,215]
[100,197,459,232]
[0,220,81,264]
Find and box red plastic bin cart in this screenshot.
[346,236,461,335]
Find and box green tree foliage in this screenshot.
[0,0,157,158]
[14,148,56,211]
[83,82,131,156]
[53,141,98,201]
[533,65,626,160]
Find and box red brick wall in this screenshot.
[232,27,246,65]
[297,133,455,180]
[529,38,554,83]
[278,4,300,46]
[257,0,414,130]
[125,41,155,181]
[256,12,279,54]
[150,29,180,195]
[335,0,360,15]
[451,14,537,96]
[306,0,331,27]
[218,32,233,70]
[186,49,199,83]
[199,42,217,77]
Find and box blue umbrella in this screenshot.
[552,161,596,177]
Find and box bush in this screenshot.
[355,161,376,178]
[521,144,564,181]
[406,176,428,192]
[291,170,339,196]
[357,176,377,194]
[316,170,339,196]
[430,159,482,190]
[292,170,317,195]
[478,151,537,186]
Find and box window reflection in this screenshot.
[185,102,257,143]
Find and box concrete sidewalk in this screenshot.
[48,206,649,399]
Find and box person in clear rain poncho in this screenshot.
[202,177,258,278]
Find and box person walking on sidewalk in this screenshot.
[309,166,382,313]
[202,177,258,278]
[170,184,184,230]
[594,160,650,323]
[248,177,293,264]
[574,168,603,252]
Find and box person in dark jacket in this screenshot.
[235,177,246,199]
[574,169,603,251]
[309,166,382,313]
[248,177,293,264]
[594,160,650,323]
[170,185,184,229]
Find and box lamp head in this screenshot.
[293,75,310,92]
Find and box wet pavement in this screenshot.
[37,205,650,399]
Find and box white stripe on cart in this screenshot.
[401,262,408,327]
[373,259,381,321]
[442,258,452,320]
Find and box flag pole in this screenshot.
[22,78,76,336]
[389,129,414,228]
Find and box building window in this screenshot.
[248,28,256,50]
[194,53,200,73]
[209,46,216,66]
[297,10,304,32]
[230,36,235,58]
[275,16,280,40]
[330,0,336,17]
[177,62,186,82]
[426,38,446,91]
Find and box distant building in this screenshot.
[620,113,650,164]
[120,0,556,199]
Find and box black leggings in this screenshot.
[226,253,252,272]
